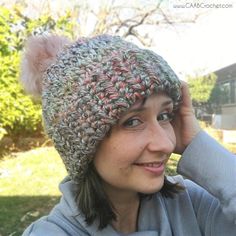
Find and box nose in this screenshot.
[146,122,176,154]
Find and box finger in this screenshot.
[180,80,193,109]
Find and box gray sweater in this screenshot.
[22,131,236,235]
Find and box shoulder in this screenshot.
[159,176,236,234]
[22,217,69,236]
[167,175,215,200]
[165,175,219,216]
[161,175,219,219]
[165,175,218,210]
[21,208,89,236]
[22,216,90,236]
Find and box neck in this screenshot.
[103,183,140,234]
[112,198,140,234]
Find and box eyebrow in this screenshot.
[161,99,173,108]
[127,106,147,114]
[126,98,147,114]
[126,98,173,115]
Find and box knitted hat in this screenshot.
[21,34,181,183]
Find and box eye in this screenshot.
[157,112,174,123]
[123,118,142,128]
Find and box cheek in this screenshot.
[164,124,176,147]
[93,138,125,172]
[110,136,146,165]
[94,134,146,170]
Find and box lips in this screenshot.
[134,161,165,175]
[134,162,163,167]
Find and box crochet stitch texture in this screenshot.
[42,35,181,182]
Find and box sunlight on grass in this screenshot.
[0,147,67,196]
[0,147,67,235]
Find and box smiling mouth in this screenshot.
[134,162,164,167]
[134,161,165,175]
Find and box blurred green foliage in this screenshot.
[0,6,78,139]
[188,73,217,104]
[188,73,222,114]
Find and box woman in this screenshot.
[21,34,236,235]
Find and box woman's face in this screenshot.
[94,92,176,196]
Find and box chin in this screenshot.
[139,181,165,194]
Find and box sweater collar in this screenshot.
[58,176,172,235]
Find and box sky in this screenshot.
[1,0,236,79]
[152,0,236,79]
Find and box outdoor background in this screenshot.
[0,0,236,235]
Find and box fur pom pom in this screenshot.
[20,34,71,97]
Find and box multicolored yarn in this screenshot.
[41,34,181,182]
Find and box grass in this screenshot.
[0,147,66,196]
[0,196,60,236]
[0,147,67,236]
[0,146,180,236]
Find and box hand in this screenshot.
[171,81,202,154]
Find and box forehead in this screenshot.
[132,92,172,108]
[136,91,173,108]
